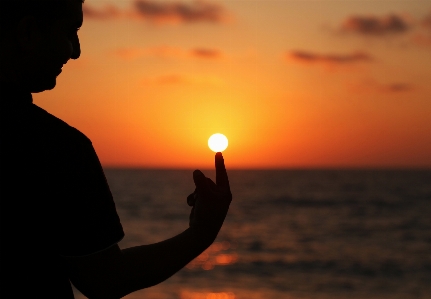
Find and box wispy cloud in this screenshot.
[142,74,224,85]
[340,14,410,36]
[114,46,184,60]
[287,50,374,64]
[421,11,431,30]
[347,79,413,94]
[83,0,230,24]
[152,74,186,85]
[114,46,223,60]
[82,4,121,20]
[133,0,229,24]
[386,83,413,93]
[412,11,431,48]
[190,48,222,59]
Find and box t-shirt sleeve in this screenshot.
[54,134,124,257]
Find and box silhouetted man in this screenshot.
[0,1,232,298]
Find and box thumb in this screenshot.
[193,170,210,194]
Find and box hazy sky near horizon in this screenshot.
[33,0,431,168]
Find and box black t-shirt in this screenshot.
[0,84,125,298]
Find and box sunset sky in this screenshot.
[33,0,431,169]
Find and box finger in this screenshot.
[187,188,198,206]
[206,177,217,191]
[215,152,230,191]
[187,192,195,206]
[193,170,211,195]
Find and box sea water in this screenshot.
[73,169,431,299]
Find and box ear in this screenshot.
[15,16,42,51]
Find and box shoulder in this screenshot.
[30,104,91,146]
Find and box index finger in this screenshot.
[215,152,230,192]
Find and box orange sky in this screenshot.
[33,0,431,169]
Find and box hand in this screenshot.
[187,152,232,246]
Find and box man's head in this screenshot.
[0,0,84,92]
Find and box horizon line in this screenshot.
[102,166,431,171]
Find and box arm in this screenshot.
[65,153,232,299]
[66,228,209,299]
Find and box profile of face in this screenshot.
[16,0,83,92]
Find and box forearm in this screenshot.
[117,227,210,297]
[67,161,231,299]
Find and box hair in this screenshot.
[0,0,84,36]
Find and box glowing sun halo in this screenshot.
[208,133,228,152]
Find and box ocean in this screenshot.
[73,169,431,299]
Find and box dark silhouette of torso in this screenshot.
[0,83,124,298]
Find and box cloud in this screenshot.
[114,46,185,60]
[422,11,431,30]
[411,11,431,49]
[114,46,223,60]
[82,4,121,20]
[83,0,230,24]
[287,50,373,64]
[133,0,229,24]
[190,48,222,59]
[385,83,413,93]
[142,74,224,85]
[347,79,413,94]
[154,74,186,85]
[340,14,410,36]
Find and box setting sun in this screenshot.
[208,134,228,152]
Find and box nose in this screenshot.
[70,35,81,60]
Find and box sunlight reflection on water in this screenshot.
[186,242,238,270]
[180,290,235,299]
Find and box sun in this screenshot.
[208,133,228,152]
